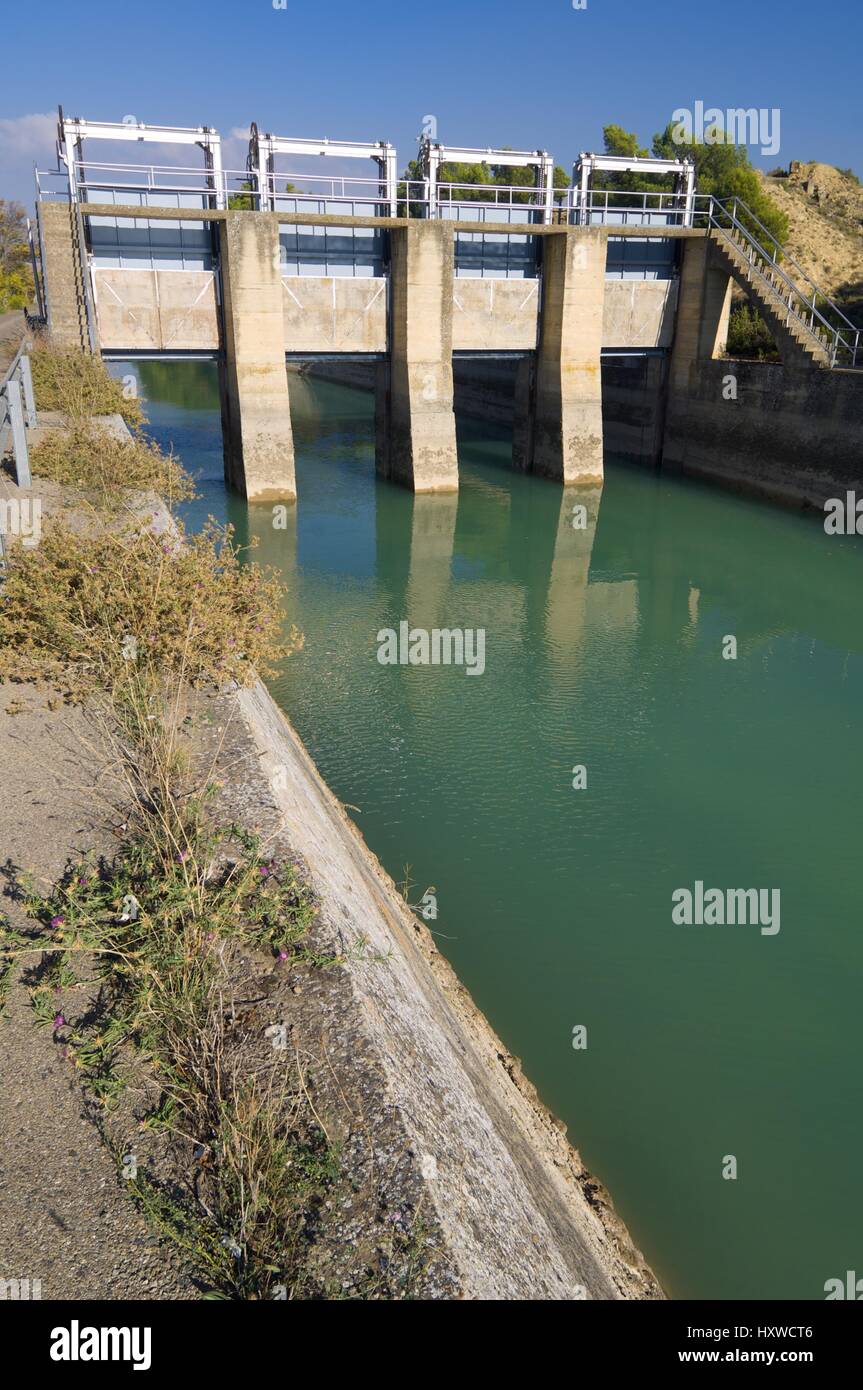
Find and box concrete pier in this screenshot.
[376,221,458,493]
[515,228,607,486]
[219,212,296,503]
[666,236,732,397]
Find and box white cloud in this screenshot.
[0,112,56,161]
[0,114,57,205]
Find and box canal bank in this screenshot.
[0,363,660,1299]
[226,677,661,1299]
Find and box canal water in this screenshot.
[119,360,863,1301]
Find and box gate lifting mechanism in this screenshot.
[418,138,556,223]
[570,152,697,226]
[56,107,225,208]
[247,124,399,216]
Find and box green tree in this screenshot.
[0,199,33,312]
[593,126,672,196]
[603,125,648,161]
[490,161,570,203]
[725,302,779,360]
[227,179,295,211]
[398,155,568,215]
[228,180,256,211]
[652,122,788,246]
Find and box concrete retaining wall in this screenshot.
[602,355,667,463]
[663,359,863,508]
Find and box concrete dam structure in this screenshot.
[35,112,862,508]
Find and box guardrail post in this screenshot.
[6,379,32,488]
[19,356,37,428]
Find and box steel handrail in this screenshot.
[703,196,859,366]
[712,195,859,337]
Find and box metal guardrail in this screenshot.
[566,187,697,225]
[0,339,37,571]
[0,341,36,488]
[35,162,252,206]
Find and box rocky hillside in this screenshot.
[758,162,863,324]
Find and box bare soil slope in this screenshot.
[758,163,863,323]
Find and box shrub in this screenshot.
[30,343,145,427]
[0,518,298,694]
[725,303,780,360]
[29,419,195,506]
[22,786,326,1299]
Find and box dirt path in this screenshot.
[0,686,194,1300]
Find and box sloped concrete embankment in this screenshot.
[229,679,662,1300]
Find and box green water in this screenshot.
[124,360,863,1301]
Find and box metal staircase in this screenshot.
[704,197,861,369]
[68,200,96,353]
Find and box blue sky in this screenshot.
[1,0,861,206]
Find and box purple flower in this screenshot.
[53,1013,66,1030]
[278,950,289,962]
[50,915,64,928]
[259,865,270,877]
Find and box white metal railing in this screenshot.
[37,162,394,212]
[567,189,860,367]
[36,162,252,206]
[34,165,861,367]
[267,172,392,200]
[399,179,556,222]
[567,187,698,225]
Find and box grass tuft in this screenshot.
[30,342,145,427]
[29,418,196,506]
[0,518,299,696]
